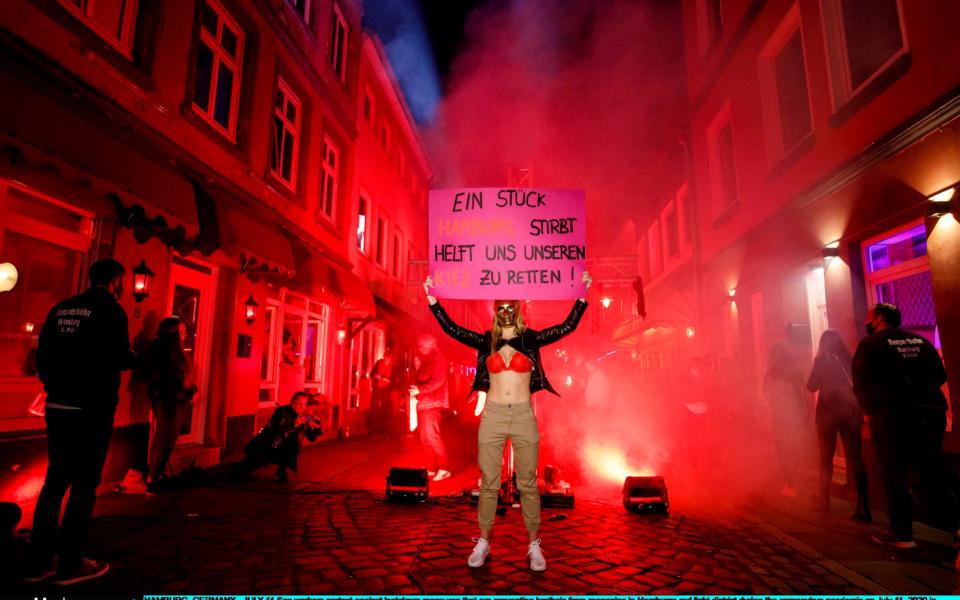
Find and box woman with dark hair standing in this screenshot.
[807,329,871,521]
[146,317,196,487]
[424,272,591,572]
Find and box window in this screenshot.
[60,0,139,57]
[259,291,329,406]
[392,229,403,278]
[664,205,679,259]
[647,222,662,278]
[380,123,391,152]
[759,5,812,163]
[822,0,906,105]
[327,3,348,81]
[348,326,384,410]
[318,138,339,222]
[192,0,244,139]
[356,196,368,254]
[0,184,92,382]
[375,216,387,268]
[270,78,301,190]
[363,87,375,126]
[707,109,738,214]
[287,0,311,25]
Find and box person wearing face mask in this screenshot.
[424,272,591,572]
[26,259,135,585]
[852,303,956,549]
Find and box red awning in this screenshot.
[220,207,296,278]
[298,257,376,314]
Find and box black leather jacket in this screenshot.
[429,299,588,396]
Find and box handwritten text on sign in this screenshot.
[428,188,586,300]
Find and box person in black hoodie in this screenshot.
[233,391,321,482]
[853,303,955,548]
[25,259,134,586]
[807,330,870,521]
[146,316,196,488]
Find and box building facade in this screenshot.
[0,0,432,502]
[626,0,960,452]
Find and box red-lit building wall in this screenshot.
[0,0,432,504]
[671,0,960,441]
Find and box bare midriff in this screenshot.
[487,345,532,406]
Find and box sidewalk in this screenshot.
[6,434,957,595]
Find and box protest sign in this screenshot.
[428,188,586,300]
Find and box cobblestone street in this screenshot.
[9,435,958,596]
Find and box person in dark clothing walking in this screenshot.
[25,259,134,585]
[145,316,196,488]
[852,303,956,548]
[233,391,321,482]
[409,334,451,481]
[807,329,870,522]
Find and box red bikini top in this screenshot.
[486,351,533,374]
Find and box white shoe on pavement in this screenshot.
[528,538,547,571]
[468,537,490,567]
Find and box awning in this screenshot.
[220,207,296,278]
[0,132,198,238]
[298,257,376,314]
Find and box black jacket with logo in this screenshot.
[429,299,588,396]
[852,327,947,418]
[36,286,134,411]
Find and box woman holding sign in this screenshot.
[424,272,591,571]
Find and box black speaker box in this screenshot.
[386,467,429,501]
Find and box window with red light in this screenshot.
[356,195,368,255]
[60,0,139,57]
[191,0,244,140]
[270,78,302,190]
[392,229,403,278]
[375,215,388,269]
[0,184,91,381]
[287,0,312,26]
[327,3,348,81]
[319,137,340,222]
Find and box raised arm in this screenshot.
[535,271,592,346]
[424,276,486,350]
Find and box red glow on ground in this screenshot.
[585,444,654,484]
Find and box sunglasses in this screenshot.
[496,304,516,314]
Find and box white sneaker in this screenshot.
[432,469,451,481]
[528,538,547,571]
[468,537,490,567]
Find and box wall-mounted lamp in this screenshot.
[131,259,154,318]
[0,262,18,292]
[600,297,612,309]
[822,243,840,262]
[927,187,957,219]
[727,287,737,300]
[685,326,696,339]
[244,294,259,325]
[336,327,347,346]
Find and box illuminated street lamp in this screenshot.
[600,297,612,309]
[244,294,259,325]
[131,260,154,318]
[927,187,957,219]
[0,262,18,292]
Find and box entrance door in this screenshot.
[167,258,217,444]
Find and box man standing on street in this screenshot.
[852,302,957,549]
[25,258,134,585]
[410,334,451,481]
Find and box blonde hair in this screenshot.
[490,300,526,353]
